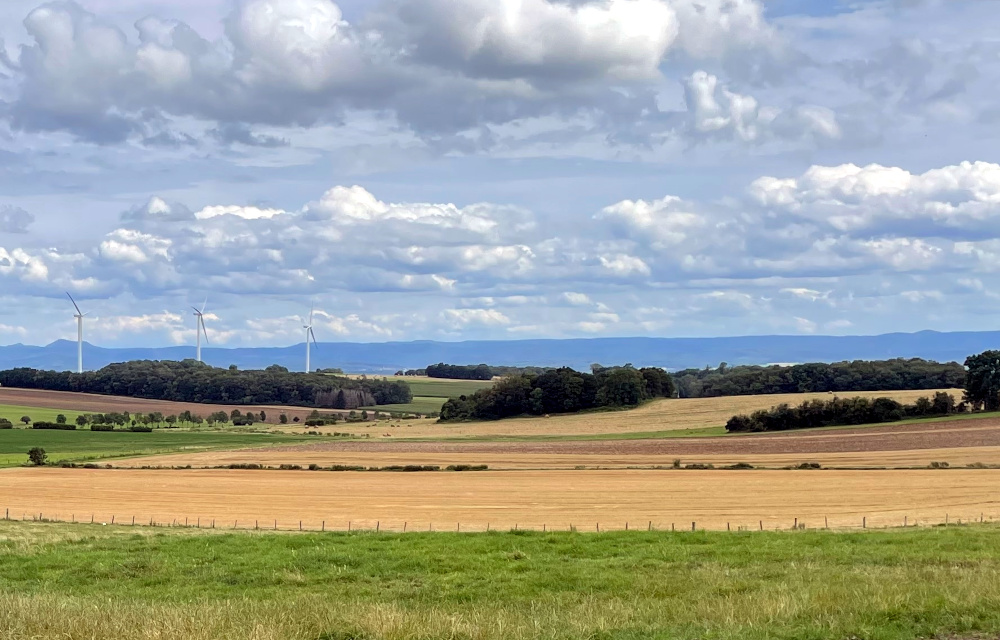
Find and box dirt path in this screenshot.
[1,467,997,532]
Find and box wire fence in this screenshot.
[3,508,995,533]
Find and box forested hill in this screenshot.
[4,330,1000,373]
[674,359,965,398]
[0,361,411,409]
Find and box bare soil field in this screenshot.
[1,467,996,532]
[0,388,324,424]
[275,389,961,439]
[125,415,1000,470]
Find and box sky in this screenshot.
[0,0,999,348]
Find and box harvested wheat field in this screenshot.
[1,467,997,532]
[0,388,324,424]
[286,389,961,439]
[125,415,1000,470]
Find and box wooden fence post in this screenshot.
[648,521,652,531]
[794,518,797,529]
[322,521,325,532]
[376,521,379,532]
[403,522,407,532]
[759,520,763,531]
[825,516,828,529]
[863,517,866,529]
[691,521,696,531]
[111,515,114,524]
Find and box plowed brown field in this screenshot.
[123,416,1000,470]
[1,467,997,532]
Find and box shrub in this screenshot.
[27,447,46,466]
[308,463,320,471]
[31,422,76,430]
[445,464,489,471]
[129,426,153,433]
[726,462,754,470]
[227,463,263,470]
[726,394,957,433]
[90,424,115,432]
[20,416,30,425]
[684,463,714,470]
[278,464,302,470]
[929,461,950,469]
[796,462,822,470]
[55,414,67,424]
[0,418,12,429]
[279,414,288,424]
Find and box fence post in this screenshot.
[185,517,188,527]
[91,514,94,524]
[376,521,379,532]
[300,520,303,531]
[625,522,628,531]
[671,523,674,531]
[348,521,351,532]
[212,519,215,529]
[825,516,828,529]
[111,515,114,524]
[403,522,407,532]
[727,522,730,531]
[322,521,325,532]
[4,508,7,520]
[759,520,763,531]
[458,523,461,532]
[904,516,907,527]
[794,518,797,529]
[863,517,866,529]
[596,523,599,532]
[691,521,695,531]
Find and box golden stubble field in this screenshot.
[1,467,996,532]
[274,388,963,439]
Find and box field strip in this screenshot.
[1,468,998,532]
[116,444,1000,470]
[120,414,1000,471]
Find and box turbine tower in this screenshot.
[192,300,209,362]
[66,293,87,374]
[304,306,318,373]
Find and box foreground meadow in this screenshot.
[1,521,1000,639]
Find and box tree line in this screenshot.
[674,358,964,398]
[0,360,411,409]
[398,364,557,379]
[725,392,958,433]
[439,365,675,421]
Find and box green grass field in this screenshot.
[400,378,495,398]
[363,378,495,414]
[365,396,450,414]
[0,430,305,468]
[0,403,88,426]
[1,521,999,639]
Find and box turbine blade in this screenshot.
[309,304,314,325]
[201,318,210,345]
[201,298,208,314]
[309,327,318,348]
[66,292,82,316]
[191,306,202,314]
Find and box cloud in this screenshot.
[0,205,35,233]
[683,71,841,143]
[749,161,1000,236]
[0,0,786,147]
[442,308,512,327]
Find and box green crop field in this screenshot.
[364,396,450,414]
[0,430,305,468]
[401,377,495,398]
[1,521,999,639]
[0,404,88,426]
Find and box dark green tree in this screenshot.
[27,447,46,466]
[964,350,1000,411]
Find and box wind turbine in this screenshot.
[66,293,88,374]
[304,306,318,373]
[192,300,209,362]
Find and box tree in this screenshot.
[20,416,30,425]
[56,414,67,424]
[27,447,46,466]
[279,413,288,424]
[75,414,88,427]
[259,410,266,422]
[361,410,368,421]
[964,350,1000,411]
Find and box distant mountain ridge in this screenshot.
[0,330,995,374]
